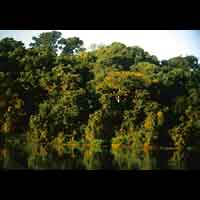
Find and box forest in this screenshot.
[0,31,200,166]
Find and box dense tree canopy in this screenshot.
[29,31,62,53]
[58,37,85,55]
[0,31,200,153]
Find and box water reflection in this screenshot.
[0,146,27,169]
[0,142,200,170]
[167,150,187,170]
[83,147,113,170]
[27,144,85,170]
[111,147,158,170]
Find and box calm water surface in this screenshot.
[1,142,200,170]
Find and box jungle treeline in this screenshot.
[0,31,200,152]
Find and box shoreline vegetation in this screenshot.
[0,31,200,163]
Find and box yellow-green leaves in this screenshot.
[157,111,164,127]
[144,112,155,130]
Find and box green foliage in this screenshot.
[58,37,85,55]
[30,31,62,53]
[0,33,200,153]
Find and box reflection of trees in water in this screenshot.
[83,148,101,170]
[27,143,85,169]
[168,150,200,170]
[141,152,157,170]
[168,151,186,170]
[0,148,11,169]
[167,150,187,170]
[0,146,27,169]
[185,150,200,170]
[27,143,50,169]
[0,134,27,169]
[111,147,158,170]
[112,148,200,170]
[82,147,113,170]
[2,139,200,170]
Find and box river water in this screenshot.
[0,142,200,170]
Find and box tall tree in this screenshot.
[58,37,85,55]
[0,37,25,72]
[29,31,62,53]
[0,38,24,54]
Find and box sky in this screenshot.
[0,30,199,60]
